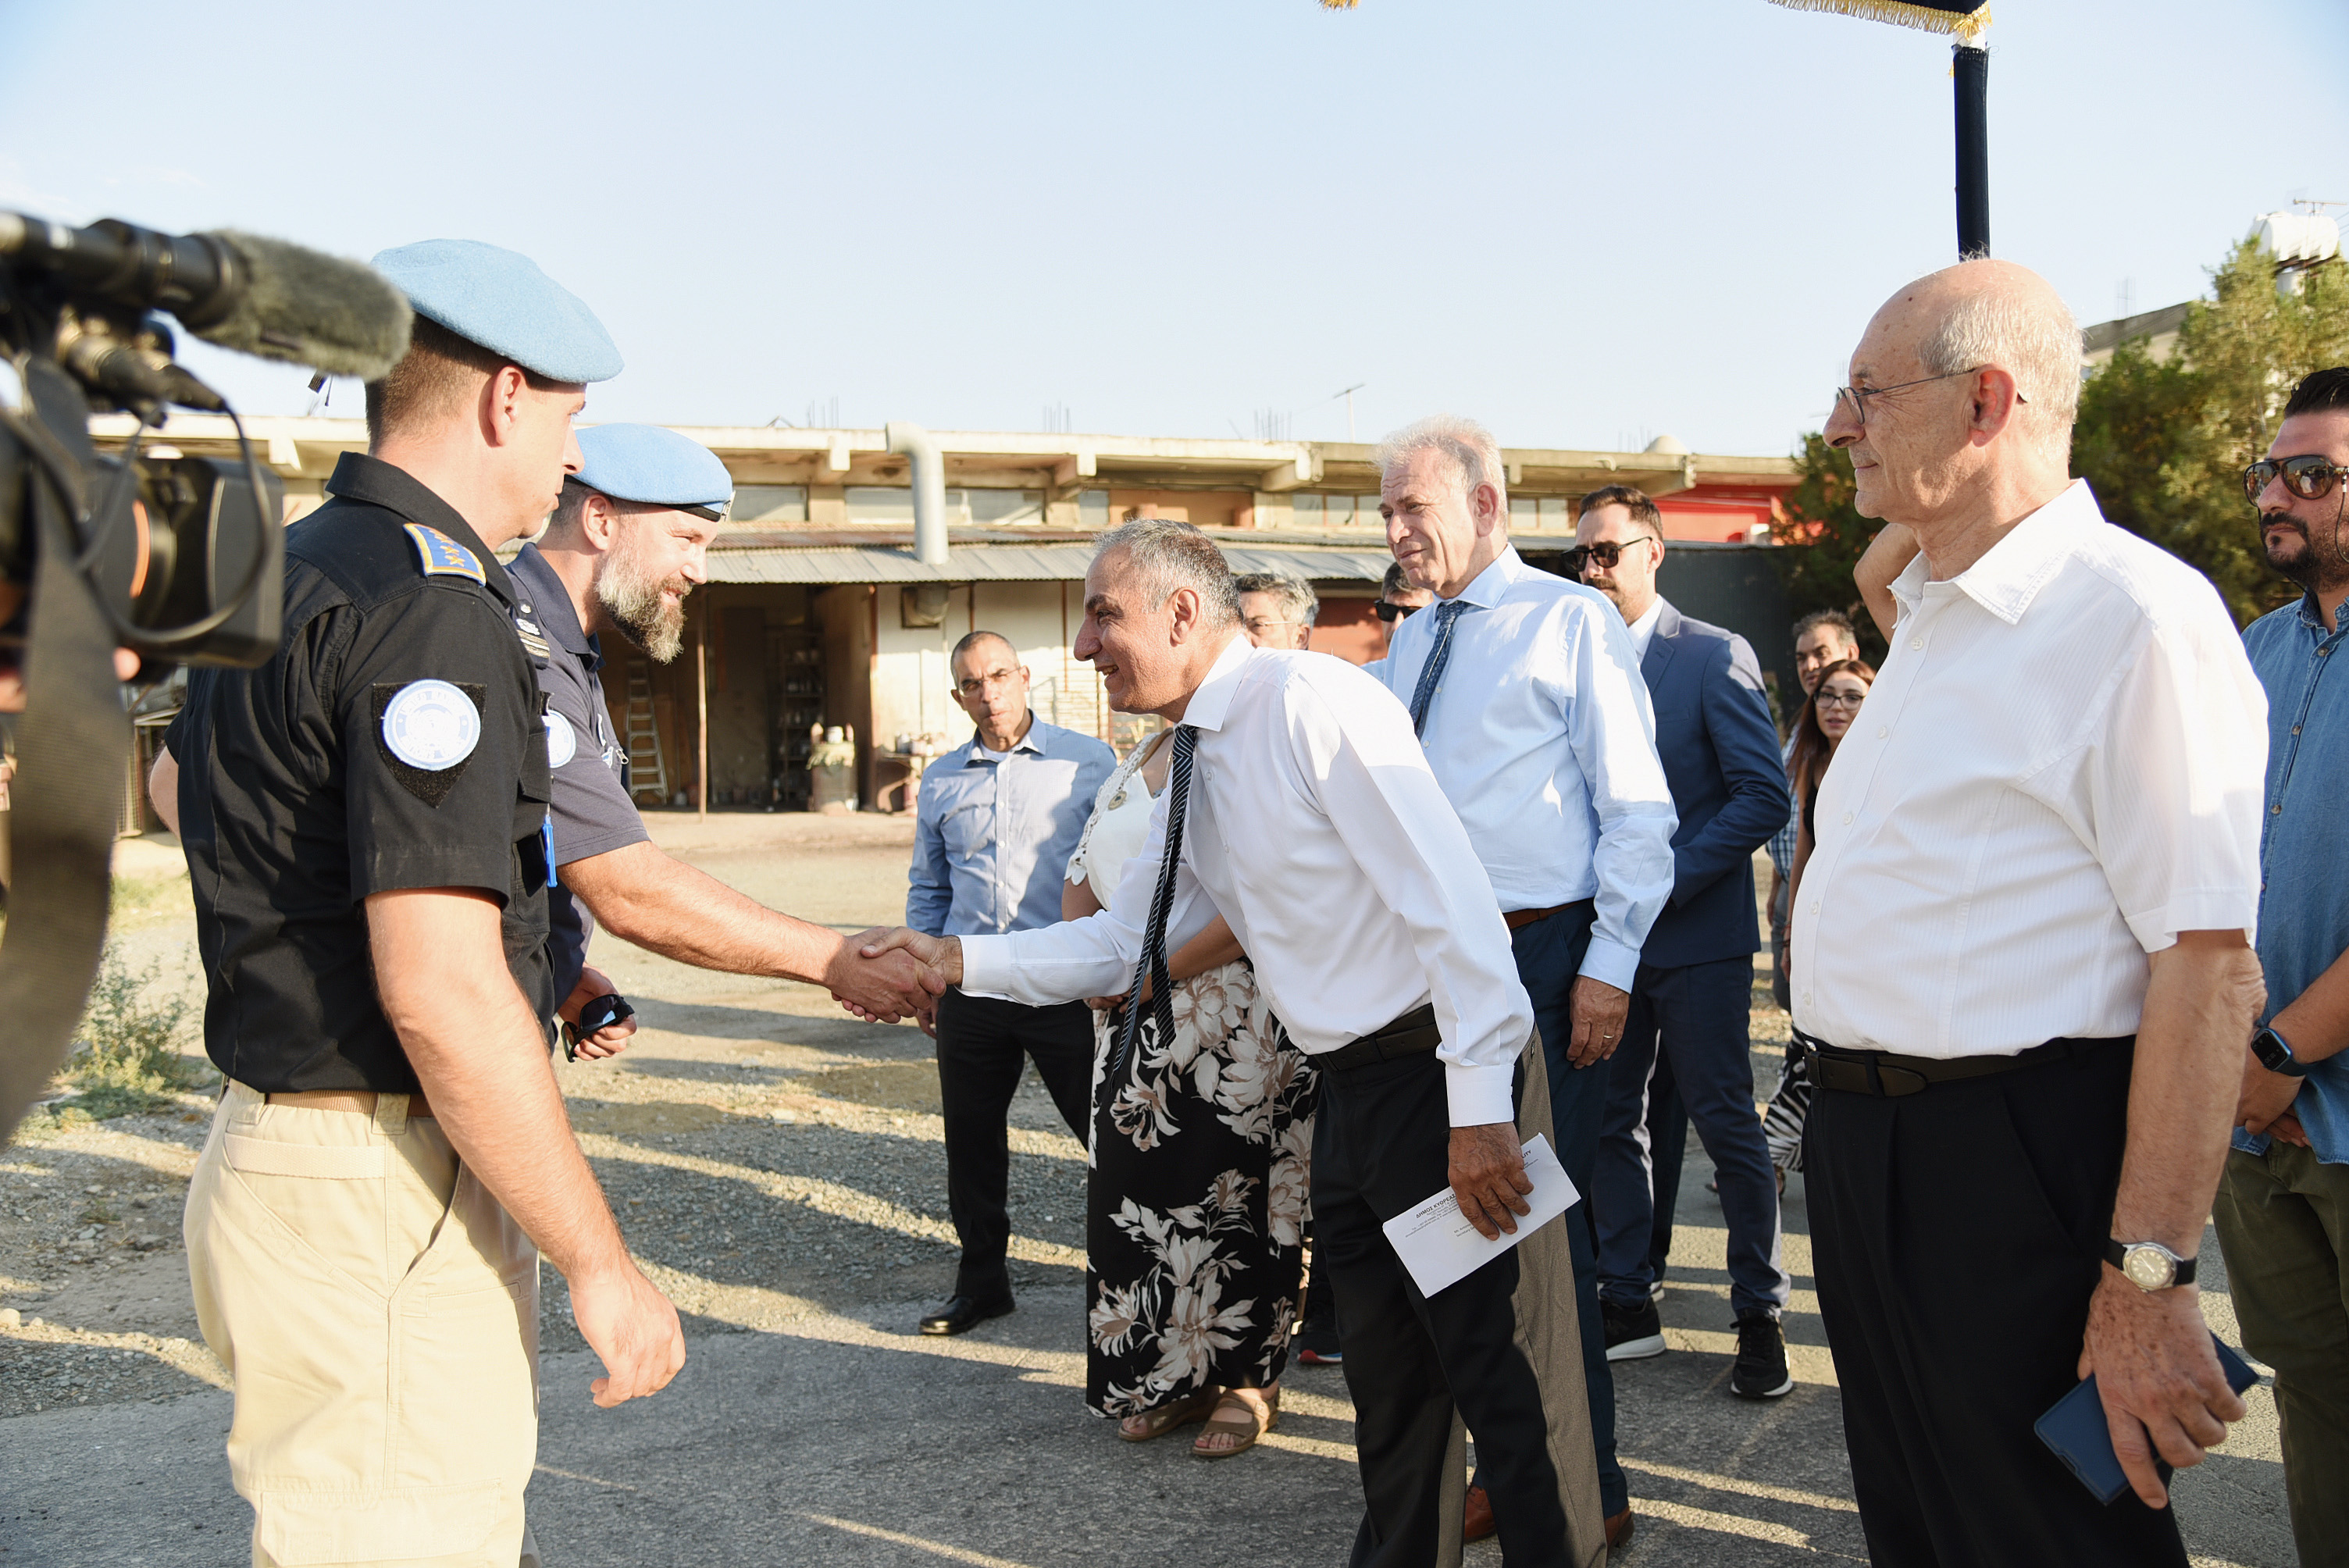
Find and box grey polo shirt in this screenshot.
[509,543,649,1001]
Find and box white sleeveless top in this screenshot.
[1064,732,1164,909]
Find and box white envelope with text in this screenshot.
[1380,1134,1577,1298]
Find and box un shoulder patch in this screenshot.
[371,679,486,806]
[405,523,485,583]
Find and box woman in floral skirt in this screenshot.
[1062,725,1317,1459]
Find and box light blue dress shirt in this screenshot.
[907,719,1117,939]
[1384,547,1679,991]
[2239,592,2349,1166]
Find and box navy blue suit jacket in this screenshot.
[1636,600,1793,969]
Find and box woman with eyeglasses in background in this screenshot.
[1761,657,1876,1178]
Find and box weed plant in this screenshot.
[54,946,210,1120]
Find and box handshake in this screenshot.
[825,928,963,1032]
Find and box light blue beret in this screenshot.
[370,239,622,384]
[575,424,735,513]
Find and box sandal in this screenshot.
[1117,1388,1221,1443]
[1192,1387,1278,1459]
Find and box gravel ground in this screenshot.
[2,814,1087,1389]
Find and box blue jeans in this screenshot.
[1510,903,1629,1519]
[1595,956,1788,1319]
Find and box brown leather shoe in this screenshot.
[1462,1484,1496,1543]
[1606,1508,1635,1549]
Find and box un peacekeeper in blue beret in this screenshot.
[148,240,690,1568]
[507,422,939,1062]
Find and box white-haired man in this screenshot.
[1803,260,2265,1566]
[861,520,1611,1567]
[1379,415,1677,1548]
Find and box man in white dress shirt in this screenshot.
[1797,258,2265,1567]
[864,519,1610,1567]
[1378,418,1677,1548]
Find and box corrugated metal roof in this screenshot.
[705,543,1398,585]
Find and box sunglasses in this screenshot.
[1563,537,1657,574]
[2245,454,2349,504]
[1374,600,1420,622]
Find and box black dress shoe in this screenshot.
[919,1294,1014,1336]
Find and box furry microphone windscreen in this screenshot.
[197,232,413,382]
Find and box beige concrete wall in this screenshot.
[868,581,1109,773]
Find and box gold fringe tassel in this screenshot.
[1765,0,1991,45]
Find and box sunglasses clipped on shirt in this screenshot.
[1561,536,1657,575]
[2244,454,2349,504]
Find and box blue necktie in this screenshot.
[1407,598,1470,736]
[1114,724,1196,1080]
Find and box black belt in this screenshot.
[1504,897,1592,932]
[1795,1028,2131,1097]
[1315,1004,1441,1073]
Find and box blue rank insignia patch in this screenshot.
[405,523,485,583]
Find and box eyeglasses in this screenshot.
[1374,600,1421,622]
[1563,537,1657,574]
[2244,454,2349,504]
[1242,616,1303,636]
[1815,690,1869,709]
[1831,366,2022,428]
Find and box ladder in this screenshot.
[622,661,669,804]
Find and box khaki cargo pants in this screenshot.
[186,1082,542,1567]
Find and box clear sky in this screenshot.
[4,0,2344,458]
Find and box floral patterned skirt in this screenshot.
[1085,959,1318,1417]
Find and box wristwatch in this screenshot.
[2252,1024,2310,1078]
[2105,1238,2198,1292]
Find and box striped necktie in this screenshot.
[1114,724,1196,1080]
[1407,597,1470,736]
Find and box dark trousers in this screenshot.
[1516,904,1629,1518]
[2208,1140,2349,1568]
[1594,956,1787,1317]
[1808,1037,2187,1568]
[2213,1142,2349,1568]
[1642,1053,1688,1285]
[1315,1042,1605,1568]
[934,988,1093,1300]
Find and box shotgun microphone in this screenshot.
[0,212,412,381]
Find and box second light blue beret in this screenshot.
[370,238,622,384]
[576,424,735,511]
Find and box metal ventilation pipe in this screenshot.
[886,422,948,567]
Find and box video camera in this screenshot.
[0,210,414,1135]
[2,212,414,667]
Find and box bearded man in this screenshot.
[512,422,935,1045]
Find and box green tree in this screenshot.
[2074,241,2349,626]
[1767,433,1885,664]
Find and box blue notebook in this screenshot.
[2034,1335,2259,1505]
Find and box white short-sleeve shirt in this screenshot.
[1790,480,2266,1059]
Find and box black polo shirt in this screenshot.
[169,452,555,1093]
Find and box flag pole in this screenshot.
[1953,41,1990,257]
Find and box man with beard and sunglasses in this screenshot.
[2216,365,2349,1568]
[509,423,938,1046]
